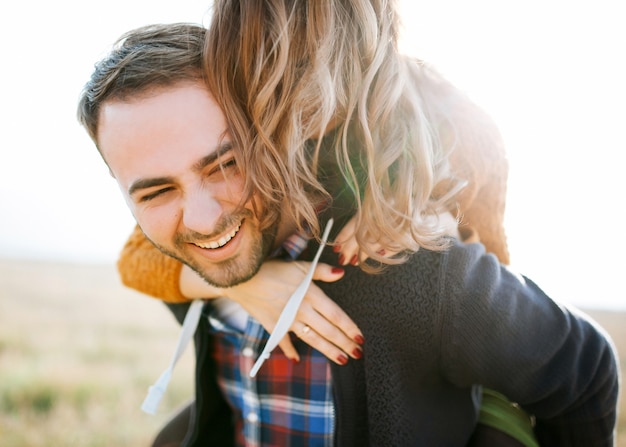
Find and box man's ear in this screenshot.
[108,168,115,178]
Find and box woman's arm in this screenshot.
[118,225,364,364]
[117,225,187,302]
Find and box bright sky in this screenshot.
[1,1,624,310]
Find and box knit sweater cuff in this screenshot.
[117,225,189,303]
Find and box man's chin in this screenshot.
[191,222,278,288]
[149,245,260,289]
[148,218,278,289]
[195,257,262,288]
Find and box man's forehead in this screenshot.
[97,80,229,183]
[99,80,224,141]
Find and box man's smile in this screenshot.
[192,221,242,250]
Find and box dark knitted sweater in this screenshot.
[176,220,618,446]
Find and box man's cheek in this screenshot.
[134,211,169,245]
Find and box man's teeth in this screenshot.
[196,224,241,249]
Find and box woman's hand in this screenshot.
[180,261,364,365]
[333,213,459,265]
[332,217,393,266]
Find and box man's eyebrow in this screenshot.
[127,142,234,196]
[193,141,234,171]
[128,177,175,196]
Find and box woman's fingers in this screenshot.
[288,278,364,364]
[309,262,345,282]
[310,264,363,344]
[277,335,300,363]
[336,241,359,265]
[293,319,362,366]
[333,218,360,265]
[306,276,362,339]
[223,259,364,365]
[332,216,393,266]
[334,238,397,266]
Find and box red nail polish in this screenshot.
[354,334,365,345]
[333,244,342,253]
[338,254,345,265]
[337,354,349,365]
[352,347,363,359]
[331,267,344,275]
[350,255,358,265]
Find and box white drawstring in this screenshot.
[141,218,334,411]
[249,218,334,377]
[141,298,204,414]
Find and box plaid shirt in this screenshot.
[207,230,335,447]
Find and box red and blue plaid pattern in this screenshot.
[209,321,334,447]
[208,226,334,446]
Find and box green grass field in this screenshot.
[0,260,194,446]
[0,259,623,446]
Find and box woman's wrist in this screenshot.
[179,264,225,299]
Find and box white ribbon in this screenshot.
[141,217,334,412]
[141,298,204,414]
[249,218,334,377]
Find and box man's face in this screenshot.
[98,81,279,287]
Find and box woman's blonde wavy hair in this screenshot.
[205,0,465,268]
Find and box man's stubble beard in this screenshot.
[149,217,279,289]
[192,227,276,288]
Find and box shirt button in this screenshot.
[247,412,259,423]
[242,347,254,358]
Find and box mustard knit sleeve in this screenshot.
[117,225,189,303]
[450,114,510,265]
[442,86,510,265]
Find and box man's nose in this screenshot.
[181,188,223,235]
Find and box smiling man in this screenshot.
[97,80,287,288]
